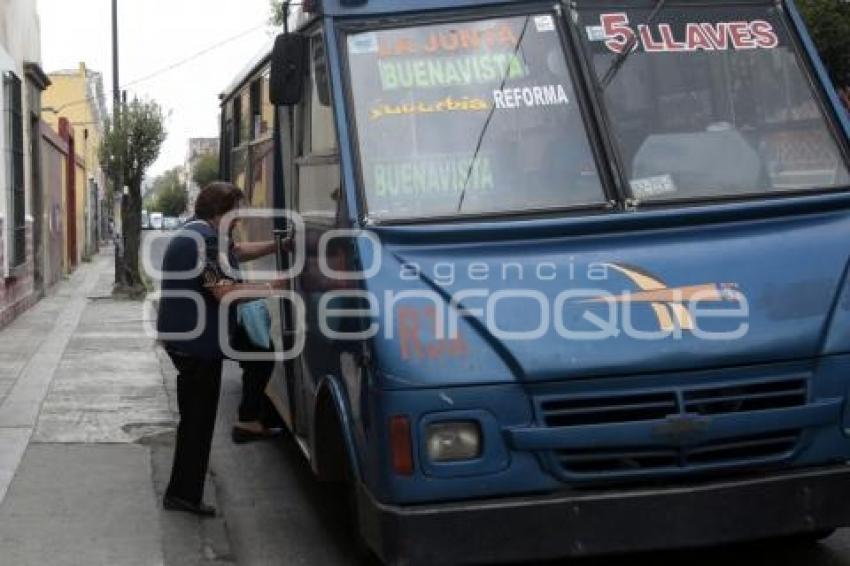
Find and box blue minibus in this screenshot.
[218,0,850,563]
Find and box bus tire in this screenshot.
[782,528,837,544]
[810,528,837,542]
[314,393,349,484]
[345,461,382,565]
[314,396,381,564]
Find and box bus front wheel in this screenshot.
[314,398,381,564]
[783,528,837,544]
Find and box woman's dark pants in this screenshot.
[234,328,275,423]
[166,351,223,505]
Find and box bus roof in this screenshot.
[320,0,525,17]
[220,0,800,103]
[218,0,535,103]
[219,41,273,104]
[220,4,319,102]
[321,0,780,15]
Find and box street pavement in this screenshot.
[1,236,850,565]
[0,247,231,566]
[209,361,357,566]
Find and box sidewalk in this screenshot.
[0,248,232,566]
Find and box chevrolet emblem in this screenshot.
[653,414,712,443]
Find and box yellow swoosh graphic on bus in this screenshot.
[585,264,739,332]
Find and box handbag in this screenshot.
[237,300,272,350]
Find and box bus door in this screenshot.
[278,29,342,441]
[272,139,299,432]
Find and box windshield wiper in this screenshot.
[599,0,668,89]
[456,16,532,213]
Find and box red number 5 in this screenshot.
[601,13,635,54]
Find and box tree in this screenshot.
[155,185,189,217]
[799,0,850,88]
[100,98,167,295]
[148,167,188,217]
[192,153,220,190]
[270,0,286,26]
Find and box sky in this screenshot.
[38,0,277,178]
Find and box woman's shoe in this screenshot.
[232,425,283,444]
[163,494,216,517]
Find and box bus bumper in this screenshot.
[359,465,850,565]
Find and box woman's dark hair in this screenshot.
[194,182,244,221]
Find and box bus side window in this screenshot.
[233,97,242,147]
[221,101,234,180]
[295,33,341,220]
[309,36,337,155]
[250,78,263,139]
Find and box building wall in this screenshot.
[75,158,85,262]
[56,118,80,271]
[40,123,65,288]
[0,218,34,328]
[0,0,43,329]
[60,144,69,274]
[42,63,107,262]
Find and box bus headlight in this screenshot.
[426,421,482,462]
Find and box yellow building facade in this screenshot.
[42,62,107,266]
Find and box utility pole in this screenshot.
[111,0,125,285]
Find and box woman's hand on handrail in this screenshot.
[204,279,289,303]
[233,239,293,262]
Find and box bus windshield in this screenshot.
[346,14,607,221]
[577,2,850,201]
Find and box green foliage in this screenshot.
[155,185,189,218]
[99,98,167,291]
[99,98,167,190]
[270,0,286,26]
[148,167,188,217]
[798,0,850,87]
[151,167,184,195]
[192,153,220,190]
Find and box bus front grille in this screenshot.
[540,391,678,428]
[537,377,808,480]
[555,431,801,476]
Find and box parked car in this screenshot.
[163,217,180,230]
[149,212,163,230]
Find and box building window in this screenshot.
[4,71,25,269]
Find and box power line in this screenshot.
[120,22,268,88]
[41,21,270,118]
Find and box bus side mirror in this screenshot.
[270,33,307,106]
